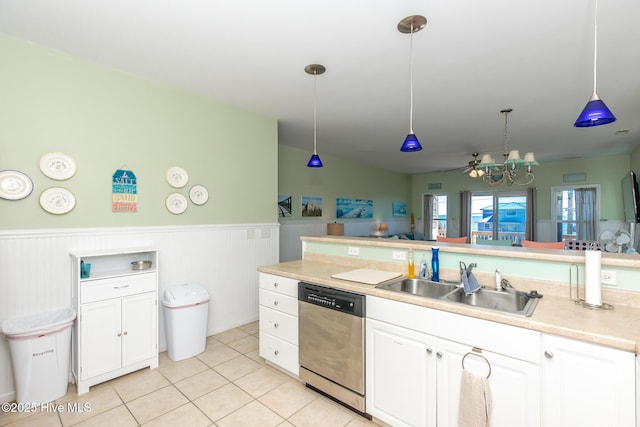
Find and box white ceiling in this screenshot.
[1,0,639,174]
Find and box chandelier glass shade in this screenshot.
[476,109,539,187]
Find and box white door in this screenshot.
[542,334,635,427]
[436,338,540,427]
[366,318,437,427]
[80,299,122,379]
[121,292,157,366]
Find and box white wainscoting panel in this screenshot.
[0,223,279,403]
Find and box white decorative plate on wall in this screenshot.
[165,166,188,188]
[39,152,77,180]
[189,185,209,205]
[166,193,188,214]
[0,170,34,201]
[40,187,76,214]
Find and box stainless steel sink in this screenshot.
[444,287,539,317]
[376,278,458,299]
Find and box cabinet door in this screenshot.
[436,338,539,427]
[80,299,122,379]
[121,292,157,367]
[366,318,437,427]
[542,334,635,427]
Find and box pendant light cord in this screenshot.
[408,21,415,133]
[592,0,599,94]
[313,70,318,155]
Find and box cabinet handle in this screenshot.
[123,331,128,335]
[117,332,122,337]
[544,350,554,359]
[113,285,130,289]
[274,322,279,328]
[274,300,279,306]
[274,350,279,356]
[273,282,279,288]
[436,352,443,358]
[426,347,433,355]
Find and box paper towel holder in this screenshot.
[569,263,614,310]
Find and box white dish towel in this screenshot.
[458,370,492,427]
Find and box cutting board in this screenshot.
[331,268,402,285]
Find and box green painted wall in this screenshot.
[411,155,630,222]
[0,34,278,229]
[278,145,412,221]
[631,145,640,176]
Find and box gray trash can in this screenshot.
[2,307,76,404]
[162,284,209,361]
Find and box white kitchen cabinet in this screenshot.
[436,338,539,427]
[541,334,635,427]
[258,272,299,376]
[366,296,539,427]
[71,248,158,395]
[366,318,437,427]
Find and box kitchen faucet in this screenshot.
[459,261,480,295]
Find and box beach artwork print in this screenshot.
[278,194,292,217]
[301,196,322,217]
[336,198,373,218]
[392,202,407,217]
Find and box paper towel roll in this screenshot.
[584,250,602,306]
[327,222,344,236]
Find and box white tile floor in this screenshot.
[0,321,380,427]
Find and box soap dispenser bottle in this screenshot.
[431,247,440,282]
[419,254,428,279]
[408,249,415,278]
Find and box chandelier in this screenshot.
[477,108,539,186]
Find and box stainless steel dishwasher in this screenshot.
[298,282,368,416]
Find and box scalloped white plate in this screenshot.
[166,193,187,214]
[189,185,208,205]
[0,170,33,200]
[40,152,77,180]
[166,166,188,188]
[40,187,76,214]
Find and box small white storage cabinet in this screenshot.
[70,248,158,395]
[258,272,299,376]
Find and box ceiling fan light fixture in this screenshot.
[305,64,326,168]
[398,15,426,153]
[574,0,616,128]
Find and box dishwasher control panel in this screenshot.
[298,282,365,317]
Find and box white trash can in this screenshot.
[162,284,209,361]
[2,307,76,404]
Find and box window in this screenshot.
[551,185,600,241]
[423,194,447,240]
[470,192,527,244]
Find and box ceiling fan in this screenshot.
[453,153,485,178]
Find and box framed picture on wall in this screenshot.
[301,196,322,217]
[278,194,292,217]
[336,198,373,218]
[393,202,407,217]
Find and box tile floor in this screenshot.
[1,321,380,427]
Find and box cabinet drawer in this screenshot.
[259,331,299,376]
[259,289,298,316]
[259,306,298,345]
[81,273,157,303]
[259,273,298,298]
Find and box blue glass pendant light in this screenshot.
[398,15,427,152]
[574,0,616,127]
[305,64,326,167]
